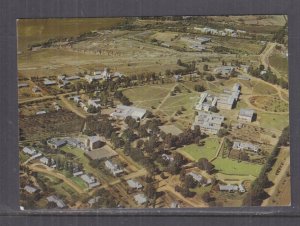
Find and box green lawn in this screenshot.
[123,84,173,110]
[212,158,262,177]
[177,138,220,161]
[71,176,88,189]
[258,112,289,131]
[60,145,104,180]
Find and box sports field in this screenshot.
[212,158,262,177]
[177,138,220,161]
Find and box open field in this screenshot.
[212,158,262,177]
[258,112,289,131]
[177,138,220,161]
[249,96,288,112]
[17,18,126,52]
[269,51,288,77]
[19,110,84,140]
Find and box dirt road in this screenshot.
[59,94,87,118]
[28,163,84,194]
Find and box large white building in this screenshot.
[192,112,224,135]
[110,105,147,120]
[238,109,255,122]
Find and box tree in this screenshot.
[202,192,211,202]
[203,64,209,71]
[197,158,215,174]
[184,175,197,189]
[194,84,206,92]
[217,128,228,138]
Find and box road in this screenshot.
[28,163,84,194]
[59,94,87,118]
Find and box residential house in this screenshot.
[24,185,38,194]
[80,174,100,188]
[47,138,67,149]
[18,83,29,88]
[105,160,124,176]
[127,179,143,190]
[43,78,56,86]
[46,195,66,208]
[22,147,37,156]
[134,194,147,205]
[85,136,104,150]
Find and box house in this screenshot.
[219,184,239,192]
[238,109,255,122]
[86,136,104,150]
[240,64,250,73]
[32,86,41,93]
[73,96,81,103]
[88,196,100,207]
[134,194,147,205]
[65,75,80,81]
[47,138,67,149]
[24,185,38,194]
[73,171,84,177]
[36,111,46,115]
[22,147,37,156]
[18,83,29,88]
[214,66,235,76]
[232,141,259,153]
[238,74,251,81]
[43,78,56,86]
[39,157,48,165]
[110,105,147,120]
[46,195,66,208]
[239,184,246,193]
[195,37,211,44]
[224,28,235,34]
[88,99,101,108]
[80,174,100,188]
[126,179,143,190]
[174,74,182,82]
[170,201,180,208]
[192,112,224,135]
[162,154,174,162]
[105,160,124,176]
[187,172,203,183]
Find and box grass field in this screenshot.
[258,112,289,131]
[269,51,288,76]
[212,157,262,177]
[122,84,173,110]
[177,138,220,161]
[250,96,288,112]
[17,18,125,52]
[252,82,278,95]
